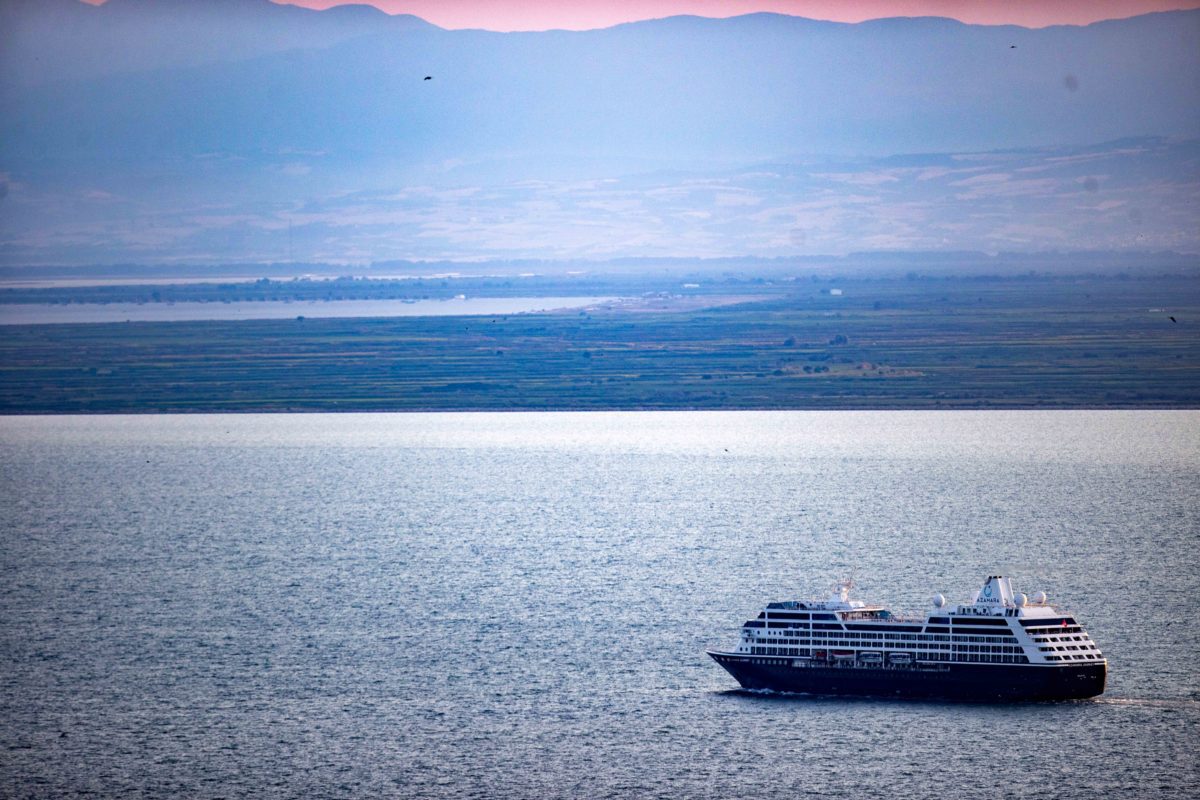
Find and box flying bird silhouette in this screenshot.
[1170,316,1178,323]
[424,76,432,80]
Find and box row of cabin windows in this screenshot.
[1026,625,1083,634]
[752,639,942,650]
[1020,618,1077,628]
[958,653,1031,663]
[763,614,1023,628]
[948,617,1011,626]
[1039,643,1100,653]
[1032,634,1091,644]
[765,614,1012,627]
[753,629,1017,645]
[1044,653,1101,661]
[750,637,1023,655]
[777,618,1012,628]
[748,646,1030,664]
[763,621,1024,638]
[957,644,1024,654]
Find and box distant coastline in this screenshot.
[2,272,1194,413]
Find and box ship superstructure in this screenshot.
[707,576,1106,701]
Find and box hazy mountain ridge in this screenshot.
[0,3,1197,265]
[3,6,1197,159]
[0,0,435,89]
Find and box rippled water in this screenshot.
[0,296,613,325]
[1,412,1197,798]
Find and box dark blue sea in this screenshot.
[2,411,1197,799]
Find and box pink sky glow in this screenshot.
[270,1,1200,31]
[77,1,1200,31]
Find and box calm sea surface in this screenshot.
[0,296,613,325]
[1,411,1197,799]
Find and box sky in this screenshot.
[74,1,1200,30]
[265,0,1200,31]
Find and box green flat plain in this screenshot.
[1,275,1197,412]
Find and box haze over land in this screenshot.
[1,0,1198,267]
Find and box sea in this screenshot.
[0,297,614,325]
[1,411,1197,799]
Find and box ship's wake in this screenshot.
[1091,697,1200,710]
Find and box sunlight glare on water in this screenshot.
[1,411,1197,798]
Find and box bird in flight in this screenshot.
[1170,316,1178,323]
[424,76,432,80]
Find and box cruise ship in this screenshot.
[707,575,1106,701]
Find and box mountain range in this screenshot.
[0,0,1197,265]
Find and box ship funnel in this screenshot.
[973,575,1016,607]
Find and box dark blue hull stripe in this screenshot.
[708,652,1106,701]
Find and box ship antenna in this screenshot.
[832,571,855,602]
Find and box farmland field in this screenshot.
[0,274,1196,412]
